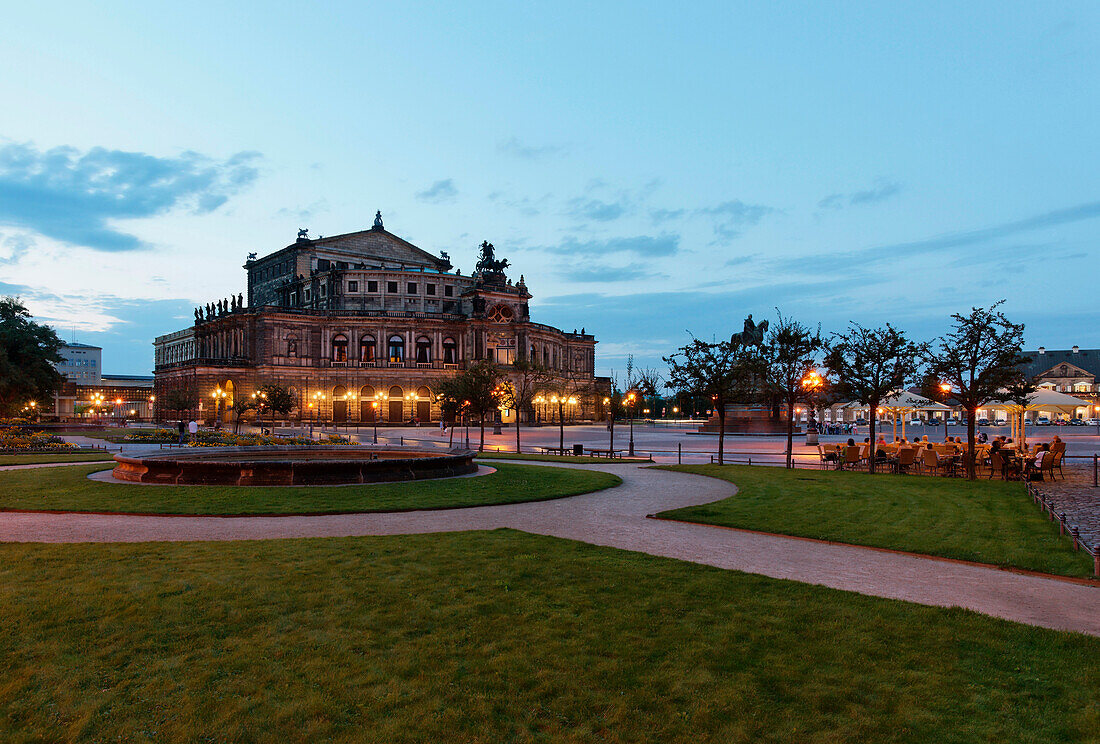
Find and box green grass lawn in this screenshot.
[0,451,115,466]
[478,452,653,464]
[0,530,1096,743]
[656,465,1095,578]
[0,463,619,515]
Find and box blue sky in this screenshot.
[0,1,1097,376]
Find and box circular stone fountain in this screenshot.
[111,446,478,486]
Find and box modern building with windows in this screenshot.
[153,214,606,425]
[48,343,154,419]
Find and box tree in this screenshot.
[544,368,595,452]
[665,337,757,465]
[760,312,821,468]
[164,386,199,420]
[442,359,503,451]
[924,302,1029,479]
[824,323,923,474]
[252,383,295,433]
[498,359,553,453]
[0,297,64,417]
[230,396,257,434]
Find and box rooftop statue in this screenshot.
[474,240,509,274]
[297,228,309,240]
[373,211,384,230]
[731,314,768,349]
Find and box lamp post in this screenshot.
[939,383,951,441]
[801,370,823,445]
[604,396,613,451]
[148,394,156,423]
[625,390,637,457]
[1094,405,1099,435]
[310,392,325,438]
[211,387,227,429]
[91,392,105,422]
[371,401,380,444]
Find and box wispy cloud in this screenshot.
[558,262,661,283]
[698,200,776,239]
[497,137,565,160]
[819,178,901,210]
[536,234,680,257]
[565,196,628,222]
[415,179,458,203]
[0,142,260,251]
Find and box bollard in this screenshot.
[1072,527,1080,551]
[1058,514,1065,535]
[678,442,682,465]
[400,436,403,446]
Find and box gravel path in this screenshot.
[1,462,1097,636]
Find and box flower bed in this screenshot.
[0,429,78,452]
[187,432,353,448]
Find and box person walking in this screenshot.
[177,420,186,446]
[187,419,198,444]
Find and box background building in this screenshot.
[49,343,154,420]
[154,215,608,425]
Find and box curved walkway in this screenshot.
[0,462,1096,636]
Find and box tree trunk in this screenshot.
[785,400,795,469]
[448,422,454,447]
[867,401,877,474]
[966,407,977,480]
[479,415,485,452]
[717,398,725,466]
[515,410,522,454]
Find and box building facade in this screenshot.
[48,342,154,419]
[153,215,606,425]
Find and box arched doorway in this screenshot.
[388,385,404,423]
[359,385,376,421]
[223,379,235,427]
[416,386,432,423]
[332,385,348,424]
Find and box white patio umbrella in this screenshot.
[987,389,1091,446]
[843,391,951,440]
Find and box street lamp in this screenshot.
[1094,405,1099,434]
[800,370,823,444]
[211,387,227,429]
[939,382,951,441]
[371,401,380,443]
[625,390,637,456]
[91,392,105,422]
[310,391,325,437]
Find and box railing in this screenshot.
[1026,480,1099,576]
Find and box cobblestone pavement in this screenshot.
[1033,462,1100,550]
[1,462,1097,636]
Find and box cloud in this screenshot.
[0,142,260,251]
[565,196,627,222]
[819,179,901,210]
[0,232,35,264]
[415,179,458,203]
[497,137,564,159]
[650,208,686,223]
[535,234,680,257]
[697,200,776,240]
[558,262,661,283]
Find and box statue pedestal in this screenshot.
[697,405,798,435]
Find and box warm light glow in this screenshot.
[939,383,951,392]
[672,407,679,413]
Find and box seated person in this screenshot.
[1032,443,1050,469]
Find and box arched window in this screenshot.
[389,385,403,398]
[530,344,537,362]
[442,337,457,365]
[287,337,298,357]
[543,347,550,366]
[331,334,348,362]
[415,336,432,364]
[333,385,347,398]
[388,335,405,364]
[360,335,376,363]
[359,385,375,399]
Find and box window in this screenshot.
[367,280,378,292]
[495,347,515,364]
[320,284,327,298]
[415,336,432,364]
[407,282,417,294]
[287,339,298,358]
[444,285,453,297]
[303,288,311,302]
[347,281,359,293]
[487,304,514,323]
[317,259,330,271]
[360,335,376,362]
[426,284,436,295]
[388,335,405,363]
[331,334,348,362]
[387,281,398,293]
[442,337,457,364]
[336,261,348,270]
